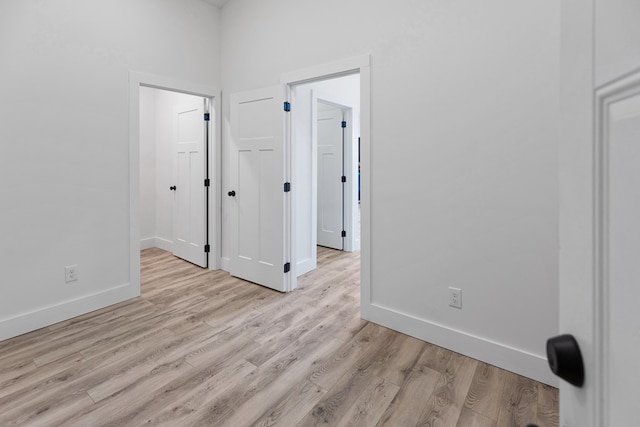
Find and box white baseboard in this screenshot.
[153,237,173,252]
[0,283,138,342]
[140,237,173,252]
[220,256,230,272]
[361,302,558,386]
[140,237,156,250]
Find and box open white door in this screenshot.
[317,105,344,250]
[559,0,640,425]
[292,86,317,276]
[228,86,291,292]
[172,100,207,268]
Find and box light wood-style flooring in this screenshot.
[0,247,558,426]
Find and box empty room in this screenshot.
[1,1,638,426]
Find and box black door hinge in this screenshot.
[341,176,346,183]
[341,230,346,238]
[204,178,210,187]
[204,244,210,253]
[284,262,291,273]
[341,121,347,128]
[204,113,210,121]
[284,182,291,192]
[283,102,291,112]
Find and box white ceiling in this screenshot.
[201,0,231,8]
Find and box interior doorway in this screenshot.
[316,100,352,250]
[129,71,221,295]
[290,73,361,278]
[139,86,211,268]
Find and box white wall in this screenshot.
[221,0,560,384]
[0,0,220,340]
[139,87,205,251]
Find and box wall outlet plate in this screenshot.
[449,287,462,309]
[65,265,78,283]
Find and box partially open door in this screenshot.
[172,100,208,268]
[317,104,345,250]
[558,0,640,425]
[228,86,291,292]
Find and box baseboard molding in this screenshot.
[153,237,173,252]
[220,256,230,272]
[0,283,138,342]
[140,237,173,252]
[361,302,558,386]
[140,237,156,250]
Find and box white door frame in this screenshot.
[281,54,371,292]
[129,71,221,292]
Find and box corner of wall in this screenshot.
[361,301,558,387]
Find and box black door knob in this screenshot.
[546,334,584,387]
[169,186,176,191]
[228,190,236,197]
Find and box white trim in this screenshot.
[139,237,174,252]
[154,237,174,252]
[284,84,294,292]
[129,71,221,288]
[0,284,136,342]
[140,237,156,250]
[341,108,356,252]
[280,55,370,86]
[364,302,558,386]
[594,69,640,427]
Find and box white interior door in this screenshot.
[317,104,344,250]
[228,86,291,292]
[172,101,207,268]
[292,86,317,276]
[559,0,640,425]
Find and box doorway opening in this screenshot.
[139,87,211,268]
[288,70,363,287]
[129,71,220,296]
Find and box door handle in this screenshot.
[228,190,236,197]
[546,334,584,387]
[169,186,177,191]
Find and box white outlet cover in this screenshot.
[65,265,78,283]
[448,287,462,309]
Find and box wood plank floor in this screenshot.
[0,247,558,426]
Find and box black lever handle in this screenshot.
[546,334,584,387]
[228,190,236,197]
[169,186,176,191]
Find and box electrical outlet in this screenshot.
[448,287,462,309]
[65,265,78,283]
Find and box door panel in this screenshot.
[607,93,640,426]
[229,86,290,292]
[317,106,344,250]
[559,0,640,425]
[172,103,207,268]
[292,86,317,276]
